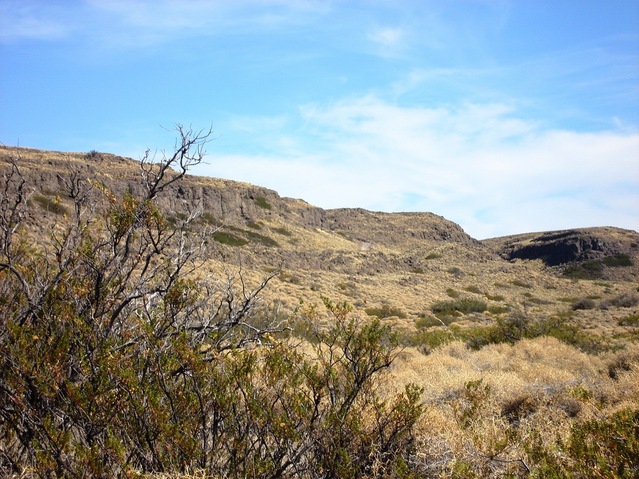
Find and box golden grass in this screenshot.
[4,145,639,478]
[381,338,639,476]
[137,337,639,478]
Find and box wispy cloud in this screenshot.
[369,27,402,46]
[0,2,72,42]
[1,0,331,49]
[367,25,407,57]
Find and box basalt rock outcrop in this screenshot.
[0,146,477,253]
[483,228,639,266]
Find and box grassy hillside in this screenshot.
[1,143,638,478]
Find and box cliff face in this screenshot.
[483,228,639,267]
[156,179,477,248]
[0,146,476,251]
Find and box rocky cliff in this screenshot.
[0,146,477,252]
[483,228,639,266]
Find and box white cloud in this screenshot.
[368,27,403,46]
[199,95,639,239]
[0,2,71,42]
[365,25,412,58]
[0,0,331,49]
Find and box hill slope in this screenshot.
[2,145,638,339]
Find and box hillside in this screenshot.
[0,147,639,338]
[2,144,639,478]
[2,144,638,339]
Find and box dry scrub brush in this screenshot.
[387,337,639,477]
[0,131,423,478]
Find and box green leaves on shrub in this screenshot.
[294,300,424,477]
[365,303,408,319]
[527,408,639,479]
[602,253,633,267]
[0,141,423,478]
[463,314,608,353]
[561,252,633,280]
[211,230,249,246]
[618,313,639,327]
[211,226,279,247]
[30,193,68,215]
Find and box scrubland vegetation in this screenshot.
[1,131,638,478]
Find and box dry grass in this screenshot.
[136,338,639,478]
[4,145,639,478]
[383,338,639,477]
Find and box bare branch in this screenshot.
[140,124,212,199]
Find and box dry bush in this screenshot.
[0,138,424,478]
[385,337,639,477]
[572,297,596,310]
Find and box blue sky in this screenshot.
[1,0,638,239]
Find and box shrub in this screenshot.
[464,285,483,294]
[608,356,634,380]
[244,229,278,247]
[402,326,459,352]
[485,293,505,301]
[431,297,488,316]
[273,226,292,236]
[211,230,249,246]
[1,141,426,478]
[563,260,604,279]
[527,408,639,478]
[618,313,639,327]
[415,315,456,329]
[526,296,553,305]
[30,194,68,215]
[463,313,608,353]
[453,379,492,429]
[365,303,408,319]
[611,294,638,308]
[501,394,538,424]
[226,225,279,247]
[293,299,424,477]
[447,266,463,276]
[446,288,460,298]
[572,297,596,310]
[563,254,633,281]
[602,253,633,267]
